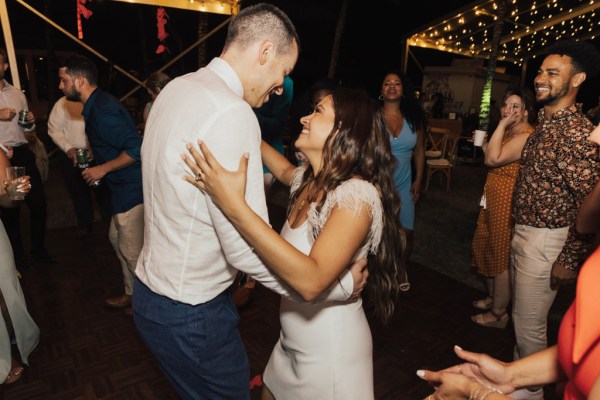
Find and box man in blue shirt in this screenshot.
[59,55,143,316]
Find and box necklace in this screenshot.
[297,199,307,212]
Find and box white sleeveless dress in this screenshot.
[263,173,383,400]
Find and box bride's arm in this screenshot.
[183,141,371,301]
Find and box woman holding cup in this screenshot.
[470,88,536,327]
[0,149,38,385]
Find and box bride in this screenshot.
[183,87,407,399]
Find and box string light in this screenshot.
[406,0,600,65]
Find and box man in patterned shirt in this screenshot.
[510,39,600,399]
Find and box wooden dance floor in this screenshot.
[1,202,566,400]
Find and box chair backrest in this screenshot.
[425,127,449,158]
[443,134,460,166]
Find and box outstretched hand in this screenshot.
[182,140,249,217]
[418,346,515,396]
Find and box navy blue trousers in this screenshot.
[132,278,250,400]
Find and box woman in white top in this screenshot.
[183,87,406,399]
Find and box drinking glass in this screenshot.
[6,166,27,200]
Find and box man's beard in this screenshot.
[536,85,568,107]
[65,89,82,103]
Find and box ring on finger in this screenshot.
[195,172,204,182]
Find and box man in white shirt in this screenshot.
[134,4,362,399]
[47,95,110,239]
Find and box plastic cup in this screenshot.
[473,130,486,147]
[6,166,27,200]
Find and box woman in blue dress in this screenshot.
[380,71,427,278]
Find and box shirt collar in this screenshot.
[206,57,243,98]
[82,87,100,118]
[537,103,582,122]
[0,79,13,92]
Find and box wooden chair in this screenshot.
[425,133,460,191]
[425,127,449,159]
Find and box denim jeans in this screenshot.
[510,224,569,361]
[132,278,250,400]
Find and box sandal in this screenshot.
[471,310,509,329]
[5,358,24,384]
[472,296,493,311]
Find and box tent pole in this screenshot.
[0,0,21,89]
[400,39,409,74]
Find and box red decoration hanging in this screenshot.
[155,7,170,54]
[77,0,93,39]
[249,374,263,389]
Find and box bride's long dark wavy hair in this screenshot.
[290,87,406,323]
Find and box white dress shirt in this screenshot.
[47,96,89,153]
[0,80,31,147]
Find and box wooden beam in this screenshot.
[0,0,21,89]
[108,0,239,16]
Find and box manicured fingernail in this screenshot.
[416,370,425,377]
[455,345,462,350]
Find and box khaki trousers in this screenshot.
[510,224,569,361]
[108,204,144,295]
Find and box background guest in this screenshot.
[0,48,55,269]
[416,124,600,400]
[142,71,171,125]
[470,88,536,328]
[47,93,110,239]
[0,149,38,385]
[380,70,426,282]
[509,39,600,399]
[60,55,144,317]
[254,75,294,190]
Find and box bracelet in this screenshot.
[470,384,502,400]
[480,387,501,400]
[469,385,485,400]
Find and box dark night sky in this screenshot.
[2,0,469,96]
[2,0,598,108]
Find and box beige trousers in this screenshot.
[510,224,569,361]
[108,204,144,296]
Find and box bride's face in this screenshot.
[296,95,336,156]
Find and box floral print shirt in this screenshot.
[513,104,599,271]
